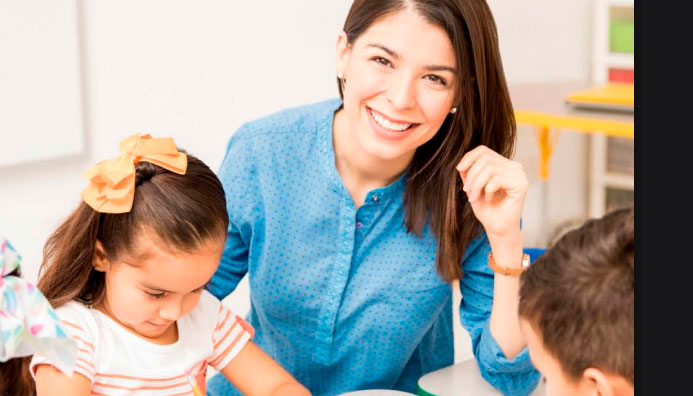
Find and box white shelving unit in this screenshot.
[589,0,634,218]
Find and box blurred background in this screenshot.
[0,0,634,364]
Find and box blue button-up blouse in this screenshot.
[206,98,540,396]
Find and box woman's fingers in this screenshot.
[458,149,527,203]
[457,145,491,174]
[465,162,494,202]
[483,176,502,202]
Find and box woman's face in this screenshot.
[336,9,458,163]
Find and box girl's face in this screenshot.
[94,231,224,342]
[335,9,458,163]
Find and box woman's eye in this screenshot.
[192,287,204,294]
[146,291,166,300]
[425,74,447,86]
[371,56,392,68]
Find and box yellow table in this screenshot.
[508,81,634,238]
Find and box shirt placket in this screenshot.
[313,193,357,364]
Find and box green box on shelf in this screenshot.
[610,20,634,53]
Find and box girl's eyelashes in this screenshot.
[144,283,207,299]
[146,291,167,300]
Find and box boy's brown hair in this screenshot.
[519,206,634,384]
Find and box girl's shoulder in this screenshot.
[186,289,224,324]
[183,290,243,329]
[53,300,100,336]
[30,301,101,382]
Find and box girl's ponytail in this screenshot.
[38,202,103,309]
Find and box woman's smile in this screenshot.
[366,105,421,141]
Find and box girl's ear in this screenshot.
[93,240,110,272]
[582,367,613,396]
[335,30,351,79]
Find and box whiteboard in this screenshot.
[0,0,83,167]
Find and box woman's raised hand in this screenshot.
[456,145,529,238]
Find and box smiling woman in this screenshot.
[207,1,539,395]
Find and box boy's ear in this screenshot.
[93,240,110,272]
[583,367,613,396]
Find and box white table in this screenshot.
[339,391,416,396]
[416,358,545,396]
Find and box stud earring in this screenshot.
[337,72,346,91]
[450,107,457,114]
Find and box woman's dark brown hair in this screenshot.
[10,150,228,395]
[519,206,634,384]
[339,0,516,282]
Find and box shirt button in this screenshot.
[355,221,363,229]
[372,195,379,202]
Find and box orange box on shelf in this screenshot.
[608,68,634,83]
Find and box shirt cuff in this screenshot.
[477,320,535,374]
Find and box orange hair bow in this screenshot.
[81,133,187,213]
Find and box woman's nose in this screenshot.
[386,73,417,110]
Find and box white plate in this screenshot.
[337,391,416,396]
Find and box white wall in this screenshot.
[488,0,595,247]
[0,0,596,365]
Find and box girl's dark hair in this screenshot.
[0,357,34,396]
[10,151,227,395]
[339,0,516,281]
[38,151,229,308]
[519,206,634,384]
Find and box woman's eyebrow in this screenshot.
[366,43,457,73]
[366,43,401,59]
[424,64,457,73]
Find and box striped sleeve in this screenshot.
[30,305,96,383]
[207,303,254,371]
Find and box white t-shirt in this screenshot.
[31,290,253,395]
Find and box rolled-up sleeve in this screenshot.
[458,233,541,396]
[207,125,255,300]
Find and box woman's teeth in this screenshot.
[371,110,413,131]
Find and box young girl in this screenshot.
[29,134,311,396]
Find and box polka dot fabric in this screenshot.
[206,99,540,396]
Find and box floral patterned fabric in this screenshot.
[0,234,77,375]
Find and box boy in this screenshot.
[518,206,634,396]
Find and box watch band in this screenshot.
[488,253,530,276]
